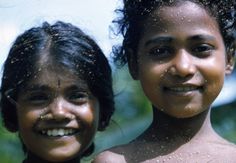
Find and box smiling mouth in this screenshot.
[40,128,79,137]
[164,86,203,93]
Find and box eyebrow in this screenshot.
[145,36,173,47]
[25,83,89,91]
[187,35,216,42]
[24,85,50,92]
[67,84,89,91]
[144,34,216,47]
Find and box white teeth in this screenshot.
[41,129,76,137]
[69,129,73,134]
[48,130,52,136]
[58,129,64,136]
[168,86,198,92]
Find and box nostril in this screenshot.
[169,62,196,77]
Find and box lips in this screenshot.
[40,128,79,137]
[167,86,199,92]
[164,85,202,93]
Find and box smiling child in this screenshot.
[94,0,236,162]
[1,21,114,163]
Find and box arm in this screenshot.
[92,151,126,163]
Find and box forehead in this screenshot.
[27,67,87,89]
[142,1,220,35]
[136,1,225,48]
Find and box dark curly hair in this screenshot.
[1,21,114,132]
[113,0,236,66]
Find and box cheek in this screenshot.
[139,62,167,88]
[200,57,226,103]
[17,108,38,131]
[201,57,226,86]
[78,103,99,131]
[78,104,99,150]
[17,109,41,150]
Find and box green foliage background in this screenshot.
[1,66,236,163]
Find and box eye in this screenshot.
[23,92,51,106]
[191,44,214,57]
[148,46,173,59]
[67,91,89,104]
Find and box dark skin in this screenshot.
[17,67,99,163]
[23,151,81,163]
[94,106,236,162]
[93,1,236,162]
[108,108,216,162]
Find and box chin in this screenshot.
[43,155,76,162]
[41,150,80,162]
[166,107,206,119]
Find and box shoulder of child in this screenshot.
[92,151,126,163]
[209,138,236,160]
[218,141,236,155]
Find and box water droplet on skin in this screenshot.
[17,80,24,85]
[26,73,31,77]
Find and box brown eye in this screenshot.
[192,44,214,57]
[149,46,173,59]
[67,91,89,104]
[24,92,51,106]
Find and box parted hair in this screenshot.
[1,21,114,132]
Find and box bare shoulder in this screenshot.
[217,140,236,155]
[92,151,127,163]
[207,139,236,161]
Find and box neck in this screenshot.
[140,106,214,144]
[23,152,80,163]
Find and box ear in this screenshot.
[127,49,139,80]
[225,43,235,75]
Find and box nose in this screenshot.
[169,49,196,77]
[47,97,75,121]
